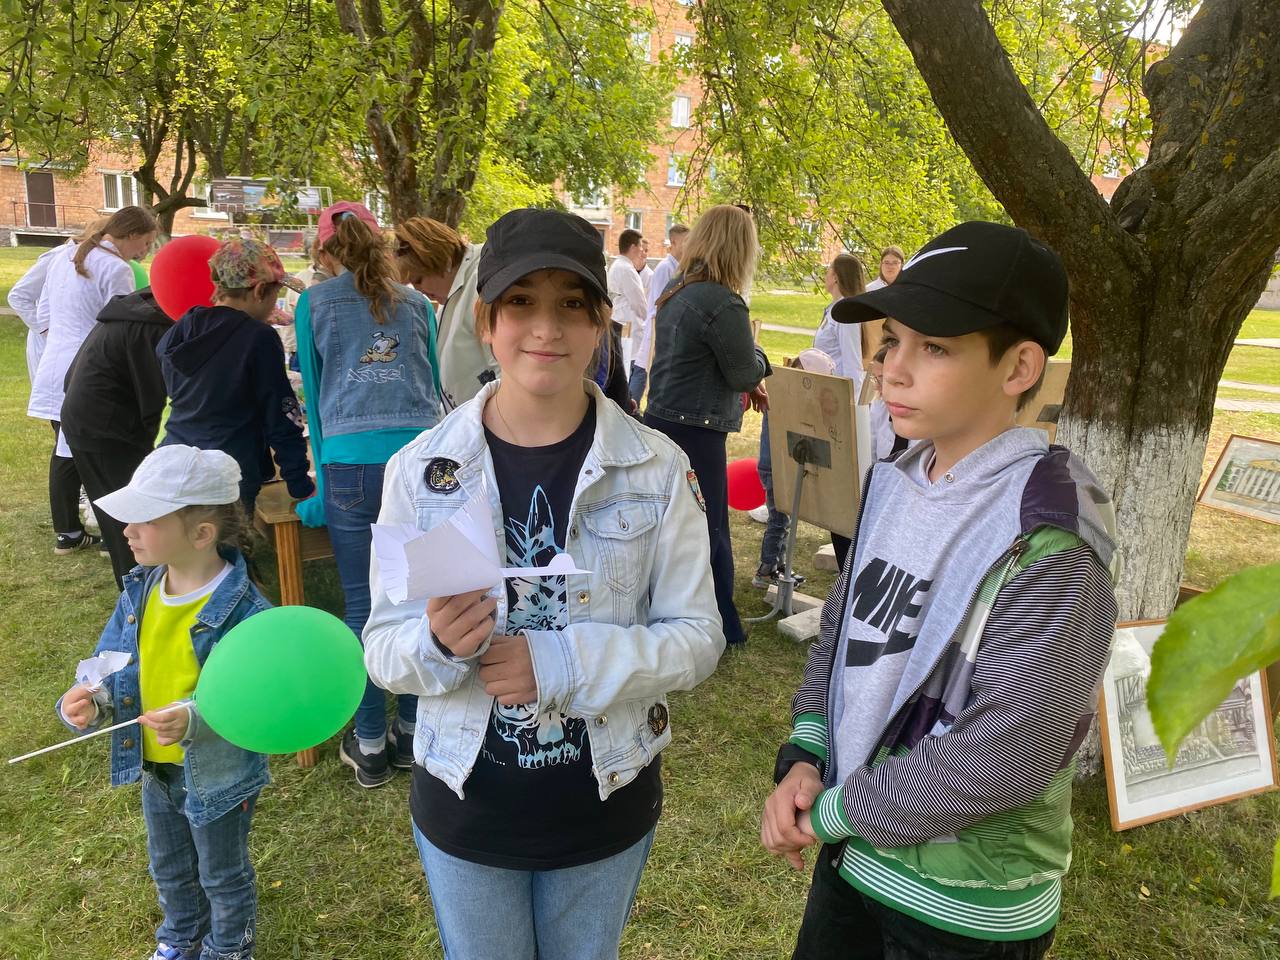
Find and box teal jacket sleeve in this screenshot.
[292,291,327,527]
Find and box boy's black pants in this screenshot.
[792,845,1056,960]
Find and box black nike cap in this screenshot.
[477,208,611,306]
[830,221,1069,354]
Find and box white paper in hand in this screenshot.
[75,651,131,691]
[372,489,588,604]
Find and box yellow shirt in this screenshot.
[138,565,230,763]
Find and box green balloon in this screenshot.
[195,606,366,754]
[129,259,149,290]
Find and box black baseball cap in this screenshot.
[830,221,1069,354]
[477,208,611,306]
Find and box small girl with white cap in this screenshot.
[56,444,272,960]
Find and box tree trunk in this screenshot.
[878,0,1280,773]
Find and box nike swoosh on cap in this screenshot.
[901,246,968,272]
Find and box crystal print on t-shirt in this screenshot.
[486,485,587,769]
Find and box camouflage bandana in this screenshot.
[209,237,304,293]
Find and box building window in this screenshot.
[575,184,608,209]
[799,220,820,252]
[102,172,137,211]
[625,211,643,231]
[674,33,694,61]
[1101,154,1122,179]
[665,214,676,242]
[1091,65,1106,83]
[631,31,650,61]
[671,95,691,128]
[667,154,686,188]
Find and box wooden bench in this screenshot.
[253,481,334,768]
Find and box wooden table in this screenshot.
[253,482,334,768]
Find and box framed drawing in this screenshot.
[1098,619,1279,831]
[1197,434,1280,525]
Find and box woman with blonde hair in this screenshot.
[644,204,771,647]
[27,204,157,556]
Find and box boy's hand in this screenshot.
[139,702,191,746]
[761,761,822,871]
[428,589,498,658]
[62,685,98,729]
[478,635,537,706]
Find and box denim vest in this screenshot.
[306,271,442,437]
[363,380,726,801]
[56,548,272,827]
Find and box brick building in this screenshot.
[0,142,217,245]
[562,0,703,260]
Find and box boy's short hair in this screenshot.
[976,324,1046,412]
[618,229,643,255]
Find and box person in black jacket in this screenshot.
[61,287,173,587]
[643,205,771,646]
[156,237,315,513]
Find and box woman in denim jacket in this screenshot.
[643,204,771,647]
[292,201,445,787]
[363,208,724,960]
[56,445,271,960]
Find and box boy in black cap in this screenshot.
[761,221,1119,958]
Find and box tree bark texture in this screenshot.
[879,0,1280,773]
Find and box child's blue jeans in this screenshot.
[142,762,257,960]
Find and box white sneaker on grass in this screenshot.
[747,504,770,523]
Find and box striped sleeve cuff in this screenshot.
[810,785,856,844]
[788,711,828,763]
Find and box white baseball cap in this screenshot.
[95,445,242,523]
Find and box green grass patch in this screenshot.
[1,316,1279,958]
[750,291,829,331]
[1240,308,1280,341]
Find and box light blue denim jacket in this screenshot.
[364,380,726,800]
[304,271,443,438]
[55,548,272,827]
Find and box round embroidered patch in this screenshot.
[425,458,461,493]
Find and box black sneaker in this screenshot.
[386,723,414,770]
[339,729,393,788]
[54,531,104,556]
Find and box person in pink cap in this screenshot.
[292,201,444,786]
[156,237,315,513]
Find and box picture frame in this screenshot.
[1098,619,1279,831]
[1197,433,1280,525]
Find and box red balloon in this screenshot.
[150,235,221,320]
[726,457,766,511]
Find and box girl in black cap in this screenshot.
[363,209,725,960]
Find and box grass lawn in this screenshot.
[1,304,1279,954]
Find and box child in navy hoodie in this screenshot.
[157,238,315,511]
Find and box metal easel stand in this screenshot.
[745,440,816,625]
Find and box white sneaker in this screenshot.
[748,504,770,523]
[79,489,101,534]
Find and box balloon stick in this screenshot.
[8,701,192,765]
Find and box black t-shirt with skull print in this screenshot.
[411,398,662,869]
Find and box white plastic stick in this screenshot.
[8,701,192,765]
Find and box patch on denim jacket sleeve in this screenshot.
[686,469,706,512]
[425,458,461,493]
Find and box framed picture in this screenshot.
[1197,434,1280,525]
[1098,619,1279,831]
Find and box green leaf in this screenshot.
[1272,836,1280,899]
[1147,563,1280,761]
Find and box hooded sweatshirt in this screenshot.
[60,288,172,453]
[156,304,312,501]
[782,427,1118,942]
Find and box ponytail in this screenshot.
[322,215,403,325]
[73,205,157,278]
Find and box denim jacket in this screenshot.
[645,276,772,433]
[55,548,272,827]
[304,271,443,437]
[364,380,726,800]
